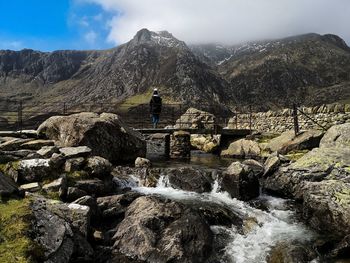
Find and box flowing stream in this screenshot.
[126,152,318,263]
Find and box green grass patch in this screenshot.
[117,89,154,113]
[0,198,42,263]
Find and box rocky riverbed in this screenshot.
[0,112,349,263]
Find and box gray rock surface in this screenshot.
[320,123,350,148]
[59,146,92,159]
[175,108,216,129]
[85,156,113,178]
[221,139,261,159]
[263,123,350,244]
[20,140,55,150]
[38,112,146,164]
[19,182,41,192]
[220,162,260,201]
[31,198,74,263]
[37,146,59,158]
[0,172,23,198]
[135,157,151,168]
[162,167,213,193]
[112,196,213,263]
[265,129,324,154]
[6,158,51,184]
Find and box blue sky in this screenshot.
[1,0,349,51]
[0,0,115,51]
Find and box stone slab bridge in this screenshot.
[136,127,252,158]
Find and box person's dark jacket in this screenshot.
[150,95,162,114]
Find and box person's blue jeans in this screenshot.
[152,114,160,128]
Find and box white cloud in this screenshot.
[84,30,98,44]
[0,40,23,50]
[79,16,90,27]
[82,0,350,45]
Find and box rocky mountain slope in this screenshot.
[1,30,350,113]
[191,34,350,108]
[0,29,231,111]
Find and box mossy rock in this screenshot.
[66,171,90,185]
[285,149,309,161]
[0,198,44,263]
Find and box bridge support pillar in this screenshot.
[146,133,170,158]
[170,131,191,158]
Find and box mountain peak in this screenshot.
[131,28,187,49]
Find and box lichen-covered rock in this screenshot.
[48,202,91,237]
[31,198,74,263]
[4,159,52,184]
[135,157,151,168]
[85,156,113,178]
[221,139,261,159]
[220,162,260,201]
[191,134,220,153]
[263,124,350,246]
[303,180,350,239]
[112,196,213,263]
[37,112,146,164]
[263,147,350,199]
[320,123,350,148]
[265,130,324,154]
[263,152,282,177]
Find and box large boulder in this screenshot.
[37,112,146,164]
[220,162,260,201]
[84,156,113,178]
[161,167,213,193]
[221,139,261,159]
[267,241,317,263]
[31,199,74,263]
[97,192,141,220]
[4,159,52,184]
[48,202,91,237]
[191,134,220,153]
[303,180,350,239]
[263,123,350,245]
[320,123,350,148]
[112,196,213,263]
[263,147,350,199]
[175,108,216,129]
[265,130,324,154]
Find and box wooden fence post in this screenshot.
[293,103,300,136]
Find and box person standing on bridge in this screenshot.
[149,88,162,128]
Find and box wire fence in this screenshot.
[0,99,330,134]
[0,101,239,131]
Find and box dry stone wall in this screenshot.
[227,103,350,133]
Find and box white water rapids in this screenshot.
[129,176,316,263]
